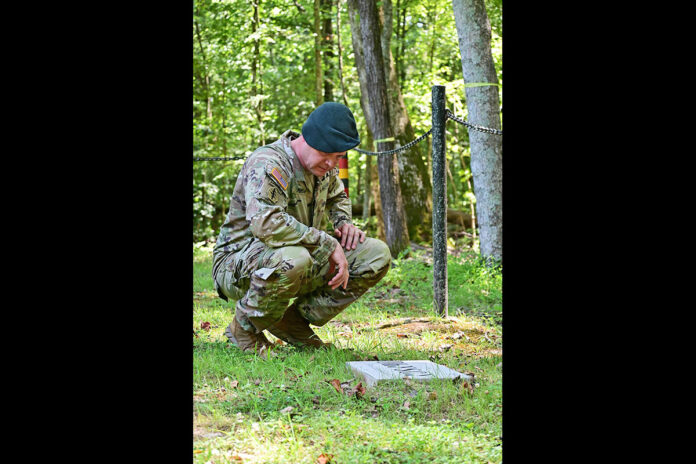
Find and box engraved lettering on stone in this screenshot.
[378,361,434,378]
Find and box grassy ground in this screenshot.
[193,242,502,464]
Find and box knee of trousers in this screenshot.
[361,238,392,277]
[260,246,314,293]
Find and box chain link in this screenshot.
[445,109,502,135]
[352,128,433,156]
[194,109,500,161]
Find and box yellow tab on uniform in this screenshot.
[270,167,288,190]
[339,168,349,179]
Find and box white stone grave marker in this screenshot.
[345,360,473,387]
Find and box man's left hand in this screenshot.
[334,223,366,250]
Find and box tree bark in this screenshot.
[350,0,409,256]
[336,0,349,105]
[381,0,432,242]
[452,0,502,263]
[349,0,431,243]
[321,0,335,102]
[371,154,385,241]
[194,19,213,123]
[314,0,325,106]
[251,0,264,146]
[361,130,374,221]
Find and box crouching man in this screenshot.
[212,102,392,357]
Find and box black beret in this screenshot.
[301,102,360,153]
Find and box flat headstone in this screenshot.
[345,360,473,387]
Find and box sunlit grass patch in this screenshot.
[193,246,502,463]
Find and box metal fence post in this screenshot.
[432,85,448,317]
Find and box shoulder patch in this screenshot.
[270,166,288,190]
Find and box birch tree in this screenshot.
[452,0,502,263]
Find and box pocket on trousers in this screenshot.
[253,267,277,280]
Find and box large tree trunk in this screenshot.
[349,0,409,257]
[349,0,431,242]
[452,0,502,263]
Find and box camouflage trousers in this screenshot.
[214,237,391,333]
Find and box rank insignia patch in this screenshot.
[271,167,288,190]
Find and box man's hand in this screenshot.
[334,223,366,251]
[327,241,349,290]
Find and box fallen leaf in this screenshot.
[231,456,243,462]
[317,453,334,464]
[328,379,343,394]
[428,392,438,400]
[439,344,453,352]
[461,381,474,395]
[312,396,321,404]
[354,382,366,398]
[201,321,211,331]
[337,331,353,338]
[396,333,408,338]
[280,406,294,414]
[230,380,239,388]
[253,379,261,386]
[403,400,410,410]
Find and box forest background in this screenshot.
[193,0,502,257]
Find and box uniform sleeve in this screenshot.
[245,160,337,263]
[325,168,353,230]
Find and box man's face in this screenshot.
[299,142,345,178]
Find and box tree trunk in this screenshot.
[194,19,213,123]
[362,130,374,221]
[251,0,264,146]
[382,0,432,242]
[349,0,409,257]
[314,0,325,106]
[349,0,431,243]
[336,0,349,105]
[321,0,335,102]
[371,154,385,241]
[452,0,502,263]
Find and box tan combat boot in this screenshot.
[267,305,333,350]
[224,316,274,358]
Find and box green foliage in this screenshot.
[193,0,502,246]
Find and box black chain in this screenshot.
[352,128,433,156]
[445,109,502,135]
[193,109,500,161]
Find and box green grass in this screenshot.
[193,243,502,464]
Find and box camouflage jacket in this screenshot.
[212,130,352,277]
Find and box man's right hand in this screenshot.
[327,241,349,290]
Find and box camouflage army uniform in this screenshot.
[212,130,391,334]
